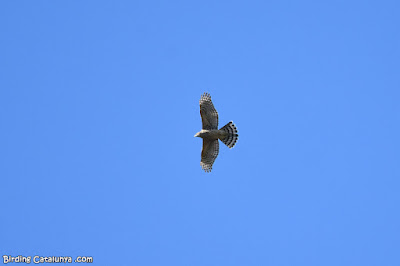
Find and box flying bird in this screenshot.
[194,93,238,172]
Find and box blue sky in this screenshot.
[1,1,399,265]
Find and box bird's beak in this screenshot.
[194,133,199,137]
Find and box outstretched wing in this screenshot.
[200,93,218,130]
[201,139,219,172]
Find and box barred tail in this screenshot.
[219,121,239,148]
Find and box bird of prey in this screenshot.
[194,93,238,172]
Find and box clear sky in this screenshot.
[1,1,399,265]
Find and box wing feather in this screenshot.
[201,139,219,172]
[199,93,218,130]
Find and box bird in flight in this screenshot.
[194,93,238,172]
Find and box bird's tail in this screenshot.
[219,121,239,148]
